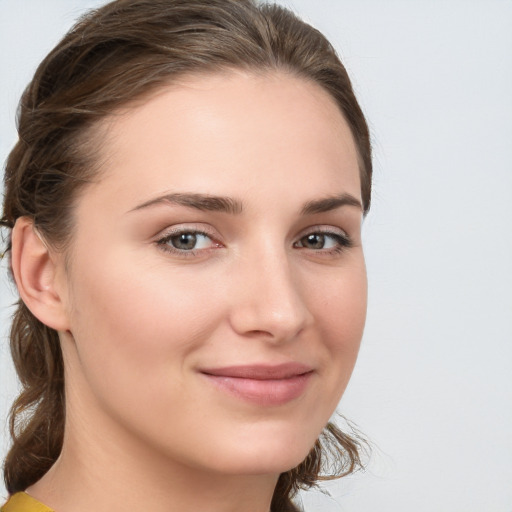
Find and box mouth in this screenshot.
[199,363,315,406]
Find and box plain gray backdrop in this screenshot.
[1,1,511,511]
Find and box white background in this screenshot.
[1,1,511,511]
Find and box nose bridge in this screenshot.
[229,241,312,341]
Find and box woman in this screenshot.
[0,0,372,511]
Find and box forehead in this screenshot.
[83,70,361,212]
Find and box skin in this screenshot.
[14,70,367,512]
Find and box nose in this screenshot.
[228,247,313,343]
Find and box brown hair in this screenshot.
[1,0,372,509]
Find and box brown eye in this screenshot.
[300,233,326,249]
[294,231,352,252]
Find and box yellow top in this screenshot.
[1,493,53,512]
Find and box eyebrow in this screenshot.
[300,194,363,215]
[130,193,243,215]
[129,191,362,215]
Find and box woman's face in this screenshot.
[57,71,367,476]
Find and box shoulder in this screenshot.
[1,493,54,512]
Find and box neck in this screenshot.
[28,425,278,512]
[27,381,279,512]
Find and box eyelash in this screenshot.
[155,226,352,258]
[156,227,220,258]
[293,228,353,255]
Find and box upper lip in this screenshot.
[200,362,314,380]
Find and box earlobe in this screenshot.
[11,217,70,332]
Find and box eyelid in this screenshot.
[154,223,220,240]
[297,224,350,240]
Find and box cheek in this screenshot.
[305,257,367,394]
[67,250,225,391]
[308,253,367,334]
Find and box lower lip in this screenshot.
[202,372,313,406]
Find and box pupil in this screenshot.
[306,234,324,249]
[172,233,197,250]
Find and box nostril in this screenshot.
[245,329,275,339]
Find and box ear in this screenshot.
[11,217,71,332]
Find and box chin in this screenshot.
[206,449,311,477]
[195,421,320,476]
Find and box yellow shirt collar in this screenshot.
[1,492,53,512]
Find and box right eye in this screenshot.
[156,228,222,257]
[165,232,213,250]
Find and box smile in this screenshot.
[200,363,315,406]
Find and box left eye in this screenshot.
[161,231,215,251]
[294,232,349,251]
